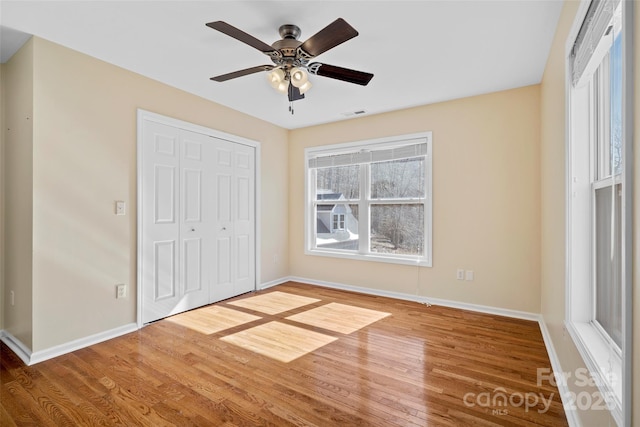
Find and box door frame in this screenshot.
[136,109,261,328]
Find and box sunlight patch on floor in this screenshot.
[220,321,337,363]
[227,291,321,315]
[286,302,391,334]
[166,306,261,334]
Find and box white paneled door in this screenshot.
[140,119,255,324]
[210,140,256,302]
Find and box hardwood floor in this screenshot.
[1,282,568,426]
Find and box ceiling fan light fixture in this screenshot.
[298,81,312,94]
[267,68,285,88]
[290,67,308,88]
[276,80,289,93]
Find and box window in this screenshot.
[332,214,346,231]
[305,133,432,266]
[565,0,631,424]
[591,41,623,349]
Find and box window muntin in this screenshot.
[306,134,432,266]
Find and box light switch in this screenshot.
[115,201,126,215]
[116,284,126,299]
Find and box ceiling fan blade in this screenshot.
[210,65,274,82]
[298,18,358,58]
[308,63,373,86]
[206,21,278,56]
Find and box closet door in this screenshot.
[141,122,210,323]
[140,118,256,323]
[178,130,212,310]
[233,143,256,295]
[210,138,255,302]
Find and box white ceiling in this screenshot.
[0,1,563,130]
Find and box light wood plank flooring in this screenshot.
[1,282,568,426]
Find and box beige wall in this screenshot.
[0,62,4,331]
[2,38,35,348]
[7,37,289,352]
[289,86,541,313]
[540,0,638,425]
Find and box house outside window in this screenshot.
[305,132,432,266]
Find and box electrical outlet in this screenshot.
[115,201,125,215]
[456,269,465,280]
[116,284,126,299]
[465,270,474,281]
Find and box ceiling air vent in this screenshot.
[342,110,367,117]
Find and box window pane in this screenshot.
[315,204,359,251]
[316,165,360,199]
[595,58,611,180]
[371,158,425,199]
[610,32,622,175]
[370,204,423,256]
[594,184,622,347]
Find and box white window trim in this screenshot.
[564,1,633,425]
[304,132,433,267]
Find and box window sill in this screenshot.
[305,248,432,267]
[565,320,622,424]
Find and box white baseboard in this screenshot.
[537,318,582,427]
[287,276,539,321]
[259,276,291,290]
[1,323,138,366]
[30,323,138,365]
[0,330,32,366]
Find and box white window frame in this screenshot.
[564,1,633,425]
[305,132,432,267]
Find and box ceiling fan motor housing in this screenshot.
[278,24,301,40]
[271,25,307,71]
[271,38,302,59]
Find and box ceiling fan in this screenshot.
[206,18,374,106]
